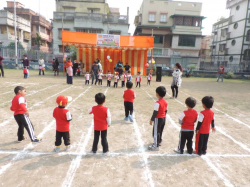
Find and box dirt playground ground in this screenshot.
[0,69,250,187]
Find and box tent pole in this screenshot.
[63,45,65,76]
[151,49,153,72]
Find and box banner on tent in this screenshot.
[97,34,120,47]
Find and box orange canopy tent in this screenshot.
[62,30,154,75]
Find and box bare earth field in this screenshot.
[0,69,250,187]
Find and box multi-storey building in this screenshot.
[200,35,212,69]
[53,0,130,57]
[4,1,53,52]
[211,0,250,71]
[134,0,204,68]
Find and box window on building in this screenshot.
[64,7,75,13]
[221,28,228,37]
[40,26,45,34]
[0,26,7,34]
[36,25,39,32]
[178,35,196,47]
[59,45,70,53]
[154,35,164,44]
[229,56,233,62]
[231,39,236,46]
[88,9,99,14]
[249,13,250,23]
[236,5,240,11]
[149,14,156,22]
[246,30,250,41]
[243,49,250,60]
[89,29,102,33]
[160,14,167,22]
[219,44,226,52]
[234,23,238,29]
[76,29,88,33]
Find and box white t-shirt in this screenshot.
[98,73,103,79]
[85,74,90,80]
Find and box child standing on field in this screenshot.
[135,72,142,88]
[195,96,216,156]
[123,81,136,122]
[174,97,198,154]
[76,66,81,76]
[89,93,111,153]
[23,67,28,79]
[106,70,112,87]
[147,72,152,85]
[148,86,168,151]
[53,95,73,152]
[10,86,42,143]
[114,72,119,88]
[121,72,126,88]
[127,71,132,82]
[98,70,103,86]
[85,71,90,85]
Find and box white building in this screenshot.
[0,10,31,49]
[211,0,250,71]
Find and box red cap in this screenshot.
[56,95,72,106]
[115,72,119,75]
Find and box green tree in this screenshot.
[33,33,42,50]
[7,42,24,49]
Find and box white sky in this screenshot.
[0,0,230,35]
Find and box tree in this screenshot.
[69,46,77,61]
[33,33,42,50]
[7,42,24,49]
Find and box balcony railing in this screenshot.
[147,48,170,57]
[53,12,129,24]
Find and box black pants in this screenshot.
[171,85,178,98]
[107,80,111,87]
[147,80,151,85]
[178,131,194,154]
[54,70,59,76]
[0,64,4,77]
[85,80,89,85]
[152,118,166,147]
[136,82,141,88]
[122,81,125,87]
[77,72,80,76]
[92,130,109,153]
[14,114,36,141]
[198,133,209,155]
[24,73,27,79]
[114,82,118,88]
[98,79,102,85]
[67,74,73,84]
[55,131,70,146]
[124,102,133,117]
[39,69,44,75]
[92,74,98,85]
[73,68,76,76]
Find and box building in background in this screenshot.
[4,1,52,52]
[200,35,212,69]
[53,0,130,58]
[134,0,204,69]
[211,0,250,72]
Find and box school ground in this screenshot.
[0,69,250,187]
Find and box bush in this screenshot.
[225,72,235,79]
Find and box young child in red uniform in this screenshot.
[195,96,216,156]
[89,93,111,153]
[174,97,198,154]
[114,72,119,88]
[149,86,168,151]
[53,95,73,152]
[10,86,42,143]
[135,72,142,88]
[23,67,28,79]
[76,66,81,76]
[123,81,136,122]
[147,72,152,85]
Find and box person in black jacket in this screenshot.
[53,58,60,76]
[73,60,79,76]
[0,56,4,77]
[22,55,30,78]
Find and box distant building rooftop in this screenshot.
[109,8,119,14]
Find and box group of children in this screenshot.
[11,80,215,156]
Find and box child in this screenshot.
[23,67,27,79]
[76,66,81,76]
[53,95,73,152]
[174,97,198,154]
[123,81,136,122]
[147,72,152,85]
[135,72,142,88]
[85,71,90,85]
[98,70,103,86]
[89,93,111,153]
[148,86,168,151]
[10,86,42,143]
[127,71,132,82]
[121,72,126,88]
[195,96,216,156]
[106,70,112,87]
[114,72,119,88]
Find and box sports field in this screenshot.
[0,69,250,187]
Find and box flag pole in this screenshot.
[14,0,18,68]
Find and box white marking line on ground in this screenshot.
[0,86,91,176]
[61,87,108,187]
[180,91,250,129]
[0,85,70,127]
[145,91,233,187]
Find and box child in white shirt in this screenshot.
[98,70,103,86]
[106,70,112,87]
[114,72,119,88]
[85,71,90,85]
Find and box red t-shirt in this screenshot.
[89,105,111,131]
[179,109,198,130]
[10,95,27,115]
[123,89,136,103]
[136,75,141,82]
[53,107,72,132]
[154,98,168,118]
[198,109,214,134]
[23,69,27,74]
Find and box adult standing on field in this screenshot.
[22,55,30,78]
[38,57,45,76]
[53,58,60,76]
[171,63,183,99]
[217,64,225,82]
[65,58,73,84]
[91,61,99,85]
[0,55,4,77]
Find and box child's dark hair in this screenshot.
[156,86,166,98]
[14,86,25,95]
[67,57,70,60]
[185,97,196,108]
[126,81,133,89]
[128,71,131,73]
[95,93,106,105]
[175,62,183,72]
[86,70,89,73]
[138,71,141,74]
[202,96,214,109]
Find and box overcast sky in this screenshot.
[0,0,230,35]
